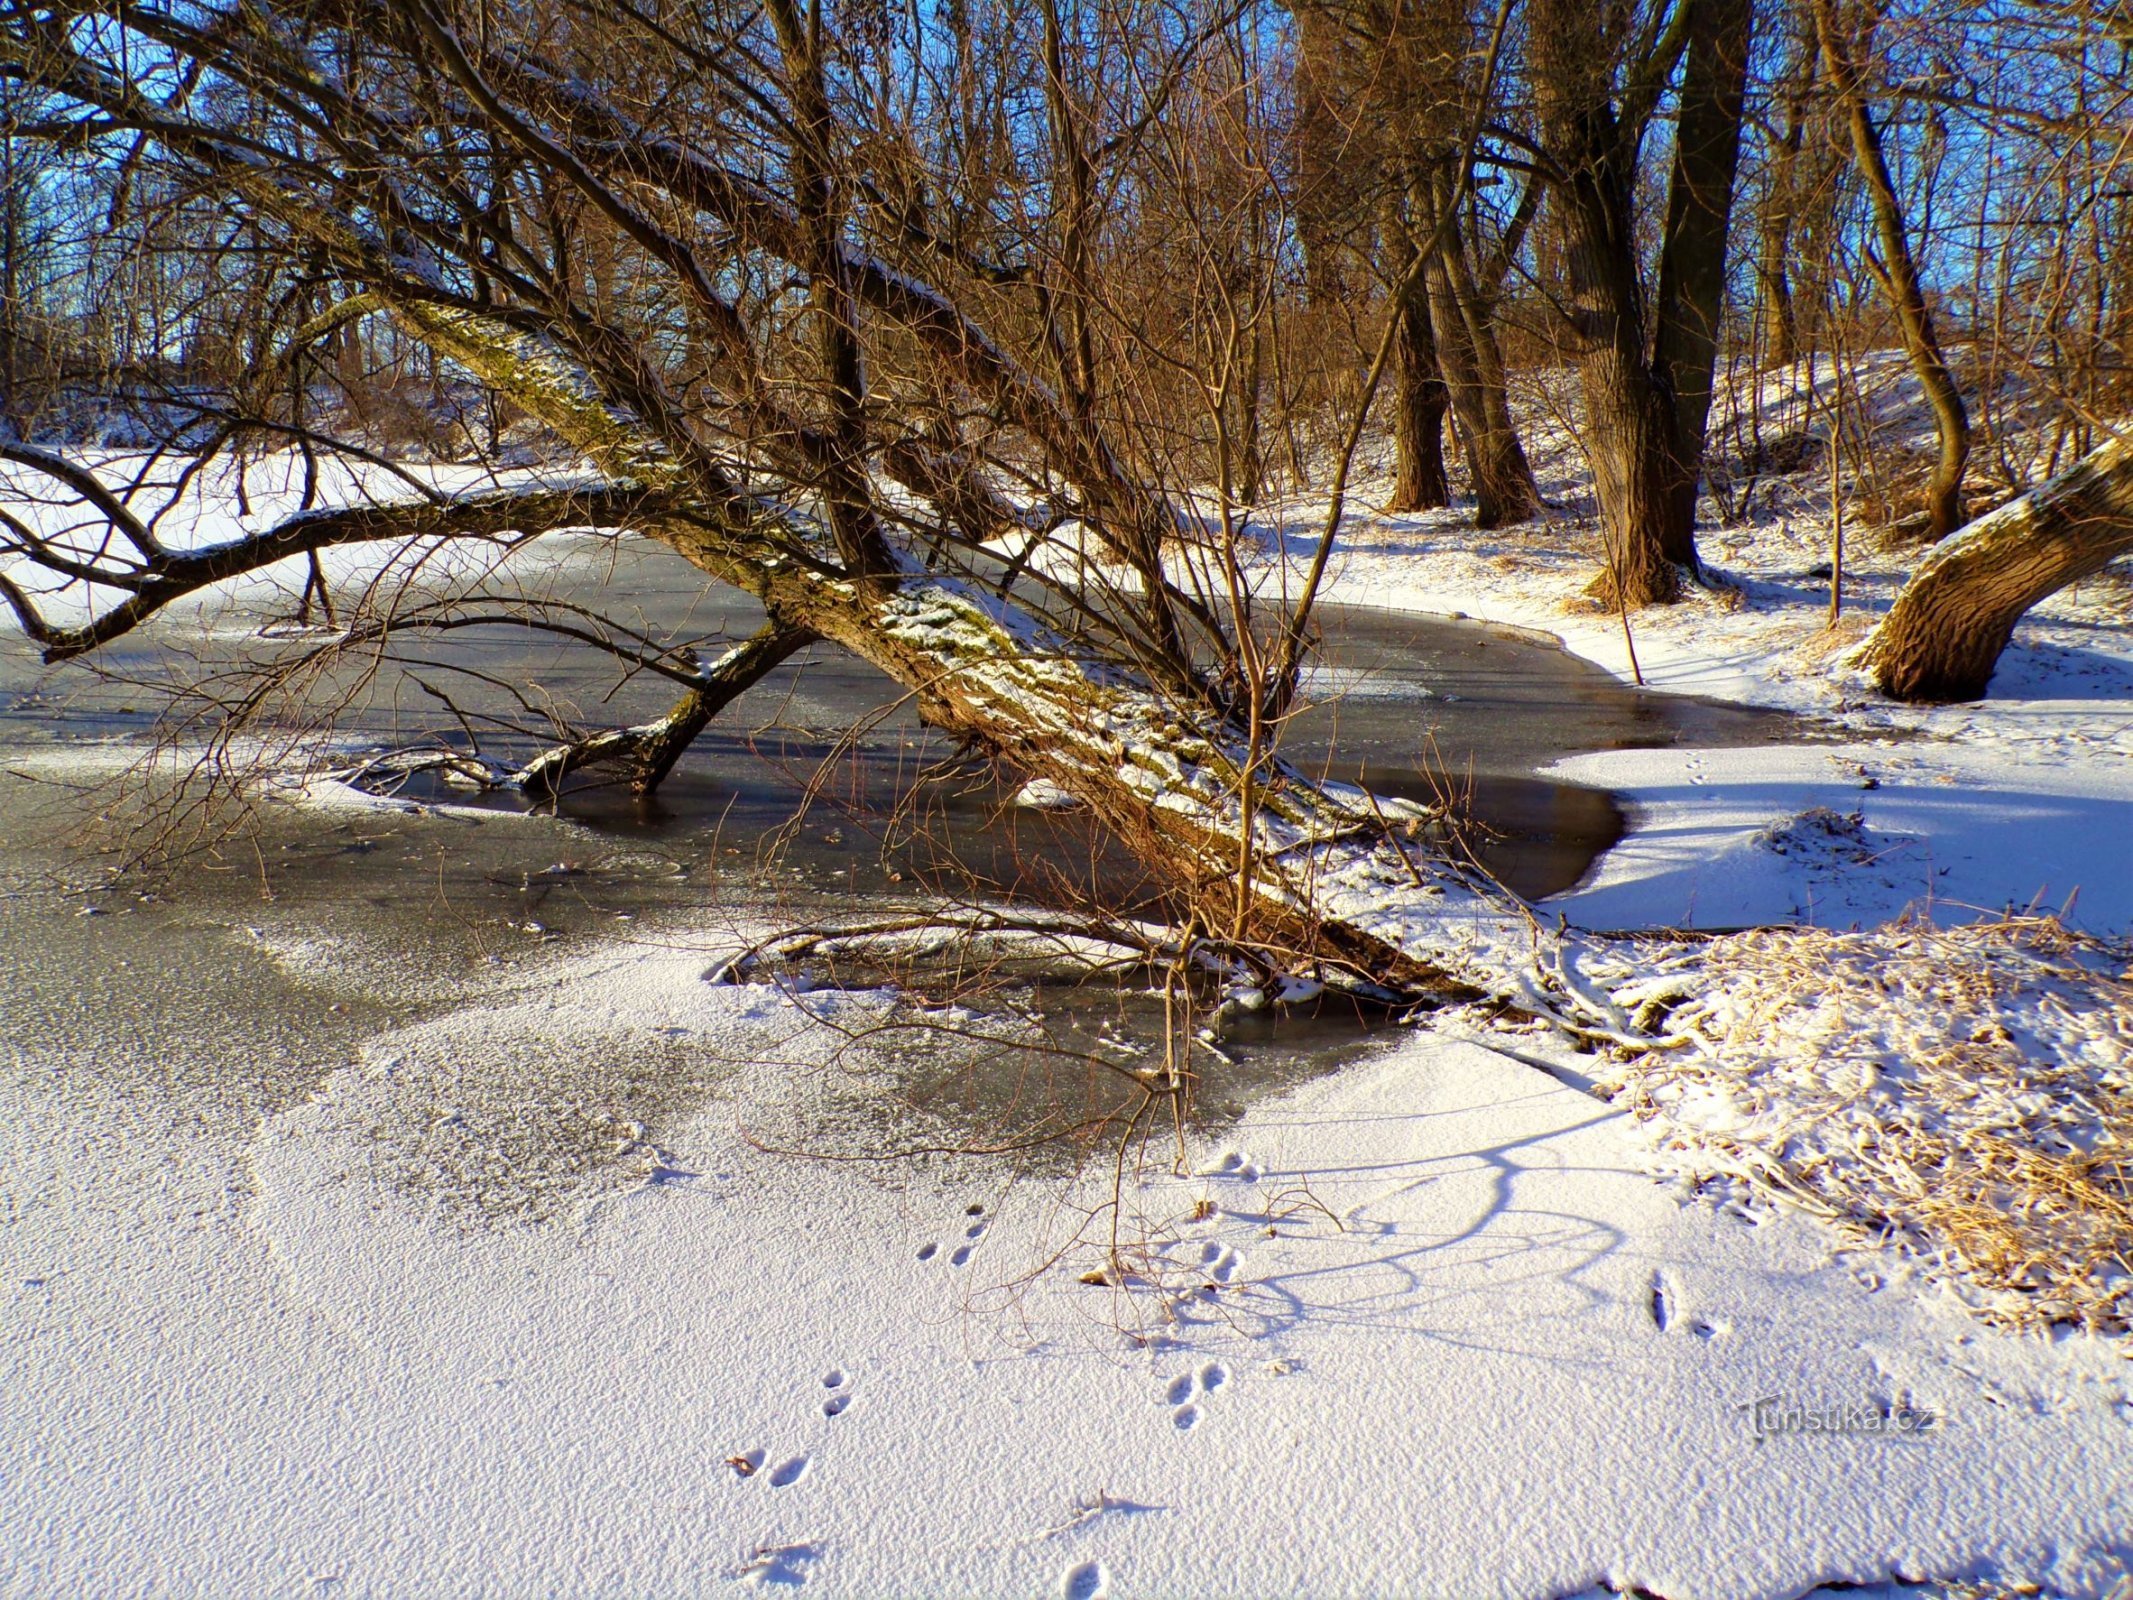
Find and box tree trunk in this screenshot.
[1540,113,1683,604]
[1422,232,1542,529]
[1652,0,1754,556]
[0,104,26,439]
[765,0,897,579]
[1855,432,2133,701]
[516,621,813,798]
[362,302,1531,993]
[1812,0,1969,540]
[1388,268,1451,513]
[1532,0,1755,602]
[1290,6,1365,308]
[1533,105,1683,601]
[1754,35,1812,372]
[1578,330,1686,606]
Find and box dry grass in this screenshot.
[1614,915,2133,1332]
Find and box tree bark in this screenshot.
[1421,197,1542,529]
[1855,431,2133,701]
[1532,0,1753,603]
[1811,0,1970,540]
[1531,21,1682,603]
[516,621,813,798]
[1653,0,1754,555]
[1389,267,1451,513]
[1543,137,1684,604]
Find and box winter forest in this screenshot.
[2,0,2132,1593]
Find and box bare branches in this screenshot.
[3,479,654,659]
[0,437,161,556]
[516,618,812,796]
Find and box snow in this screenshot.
[1536,742,2133,933]
[7,356,2133,1596]
[10,930,2133,1598]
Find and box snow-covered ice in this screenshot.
[6,360,2133,1595]
[8,928,2131,1598]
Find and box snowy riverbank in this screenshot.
[1307,428,2133,942]
[10,897,2132,1600]
[6,406,2133,1597]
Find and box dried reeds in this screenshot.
[1614,915,2133,1331]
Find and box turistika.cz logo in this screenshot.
[1736,1395,1944,1441]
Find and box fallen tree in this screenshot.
[0,0,1551,1005]
[9,0,2132,1341]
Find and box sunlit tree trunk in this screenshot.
[1389,264,1451,512]
[1532,0,1752,603]
[1811,0,1969,540]
[1857,432,2133,701]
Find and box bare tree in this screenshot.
[1301,0,1542,524]
[1809,0,1969,539]
[1527,0,1755,603]
[0,0,1544,1007]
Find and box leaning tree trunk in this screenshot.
[1812,0,1969,541]
[1854,432,2133,701]
[1388,266,1451,513]
[389,305,1538,999]
[1423,249,1542,529]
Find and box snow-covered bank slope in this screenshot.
[9,927,2131,1600]
[1302,466,2133,938]
[1539,742,2133,933]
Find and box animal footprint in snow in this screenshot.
[1198,1240,1241,1284]
[1647,1271,1725,1340]
[952,1208,988,1265]
[737,1542,819,1587]
[821,1370,853,1418]
[1203,1150,1262,1183]
[729,1450,810,1487]
[917,1202,987,1266]
[1162,1361,1231,1431]
[1060,1560,1110,1600]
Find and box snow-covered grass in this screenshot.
[1576,916,2133,1333]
